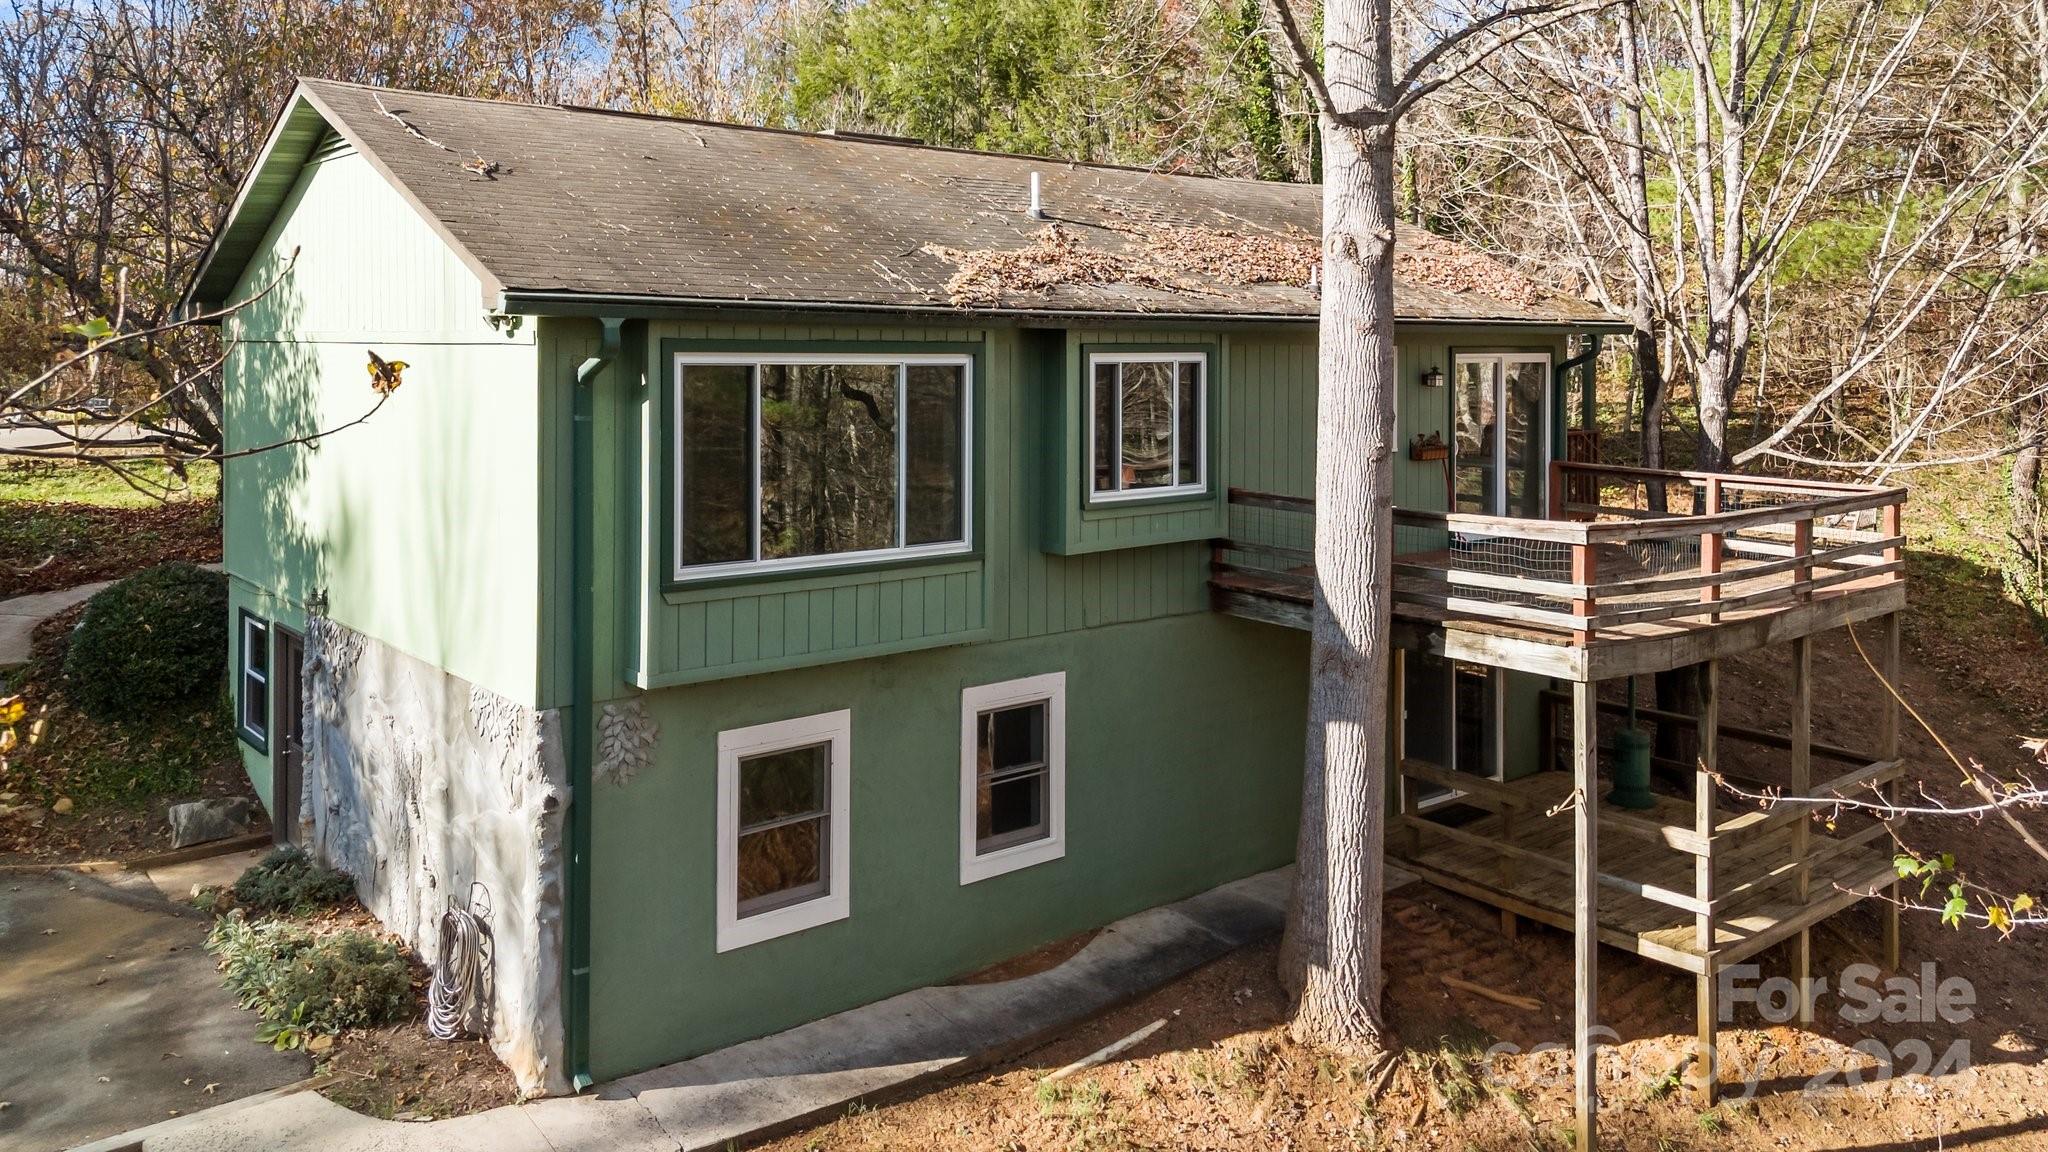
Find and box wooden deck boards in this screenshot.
[1394,771,1895,975]
[1214,563,1905,680]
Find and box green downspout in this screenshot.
[566,316,623,1091]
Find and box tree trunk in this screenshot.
[1615,2,1667,494]
[2009,395,2047,624]
[1278,0,1396,1058]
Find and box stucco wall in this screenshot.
[300,617,569,1095]
[588,611,1308,1080]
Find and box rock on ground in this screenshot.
[167,798,256,848]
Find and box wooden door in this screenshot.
[270,627,306,845]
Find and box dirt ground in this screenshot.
[753,628,2048,1152]
[0,607,263,866]
[194,887,522,1122]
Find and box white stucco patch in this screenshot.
[301,617,569,1095]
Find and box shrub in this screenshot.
[61,562,227,722]
[205,912,413,1046]
[231,846,357,914]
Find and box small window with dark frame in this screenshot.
[239,613,269,747]
[735,741,831,918]
[959,673,1066,884]
[1088,354,1206,501]
[716,710,851,951]
[973,702,1049,854]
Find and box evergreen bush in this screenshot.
[61,562,227,722]
[230,846,357,913]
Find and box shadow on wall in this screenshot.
[235,261,566,1094]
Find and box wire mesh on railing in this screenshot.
[1221,468,1900,635]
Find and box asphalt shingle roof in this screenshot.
[196,79,1616,326]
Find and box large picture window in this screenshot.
[958,672,1066,884]
[1088,353,1206,502]
[716,710,852,951]
[674,353,971,580]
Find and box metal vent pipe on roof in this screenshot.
[1027,171,1045,219]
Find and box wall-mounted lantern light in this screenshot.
[1420,365,1446,389]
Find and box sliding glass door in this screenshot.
[1452,352,1551,518]
[1403,652,1502,798]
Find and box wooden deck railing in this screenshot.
[1216,462,1906,645]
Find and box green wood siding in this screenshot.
[552,320,1222,693]
[1040,333,1227,555]
[222,144,543,734]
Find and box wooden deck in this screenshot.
[1391,768,1898,976]
[1213,463,1908,681]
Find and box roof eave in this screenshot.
[495,288,1626,330]
[181,81,508,319]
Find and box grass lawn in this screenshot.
[0,457,218,507]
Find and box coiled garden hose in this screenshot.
[428,885,488,1041]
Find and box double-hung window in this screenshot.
[1088,353,1206,501]
[674,353,971,580]
[959,672,1066,884]
[238,612,269,750]
[716,710,852,951]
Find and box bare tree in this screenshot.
[1263,0,1610,1061]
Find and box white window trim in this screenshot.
[1086,352,1208,504]
[958,672,1066,885]
[716,709,853,952]
[239,614,268,744]
[1450,351,1552,516]
[672,352,975,582]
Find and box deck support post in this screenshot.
[1878,611,1902,971]
[1791,635,1814,1023]
[1694,659,1720,1107]
[1700,478,1724,619]
[1572,678,1600,1152]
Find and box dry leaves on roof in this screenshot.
[924,225,1194,306]
[926,223,1313,307]
[925,220,1551,310]
[1392,227,1545,308]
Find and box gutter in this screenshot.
[497,289,1631,332]
[565,315,624,1091]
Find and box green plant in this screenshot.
[205,911,412,1038]
[257,1002,314,1051]
[61,562,227,722]
[231,846,356,914]
[1067,1078,1107,1119]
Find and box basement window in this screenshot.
[1088,353,1206,502]
[959,673,1066,884]
[716,709,852,951]
[238,612,269,751]
[674,353,971,581]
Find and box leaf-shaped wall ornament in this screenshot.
[596,699,658,788]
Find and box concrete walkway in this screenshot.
[0,870,309,1152]
[0,564,223,669]
[118,867,1297,1152]
[0,580,111,668]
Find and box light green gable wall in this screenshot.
[222,142,543,760]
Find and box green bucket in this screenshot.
[1607,726,1656,810]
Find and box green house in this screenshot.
[192,81,1908,1110]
